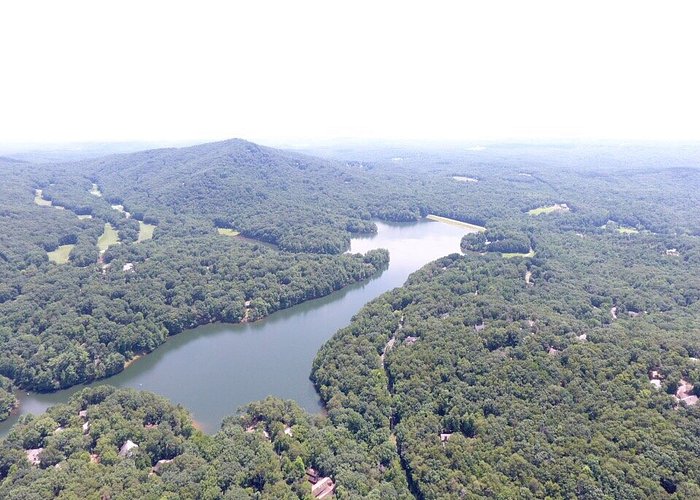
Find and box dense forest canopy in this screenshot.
[306,144,700,498]
[1,140,700,498]
[0,386,409,498]
[0,145,396,392]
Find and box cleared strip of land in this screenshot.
[217,228,240,236]
[34,189,69,212]
[426,214,485,232]
[33,189,53,207]
[502,249,536,259]
[98,223,120,253]
[528,203,570,215]
[137,221,156,242]
[47,244,74,264]
[601,221,640,234]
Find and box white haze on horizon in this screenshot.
[1,1,699,146]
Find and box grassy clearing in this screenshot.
[502,249,536,259]
[426,214,485,232]
[33,189,52,207]
[137,221,156,242]
[47,244,75,264]
[217,228,240,237]
[98,223,120,253]
[34,189,68,211]
[528,203,570,215]
[602,221,640,234]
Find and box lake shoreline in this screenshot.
[1,220,472,436]
[1,248,391,431]
[426,214,486,232]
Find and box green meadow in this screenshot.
[47,244,74,264]
[502,249,536,258]
[97,223,120,252]
[138,221,156,242]
[33,190,52,207]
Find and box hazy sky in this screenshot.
[1,1,699,145]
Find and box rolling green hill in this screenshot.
[0,142,395,392]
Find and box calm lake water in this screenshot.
[1,219,472,436]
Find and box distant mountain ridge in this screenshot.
[0,156,26,163]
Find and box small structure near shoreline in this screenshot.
[306,468,336,499]
[25,448,43,466]
[675,379,698,406]
[153,459,173,474]
[649,370,663,389]
[245,422,270,440]
[312,477,335,499]
[119,440,139,457]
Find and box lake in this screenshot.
[1,219,473,435]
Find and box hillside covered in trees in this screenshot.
[1,141,700,498]
[310,160,700,497]
[0,386,413,498]
[0,144,397,393]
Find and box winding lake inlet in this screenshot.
[1,219,475,435]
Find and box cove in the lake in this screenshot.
[1,219,474,436]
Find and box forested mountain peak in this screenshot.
[86,137,333,176]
